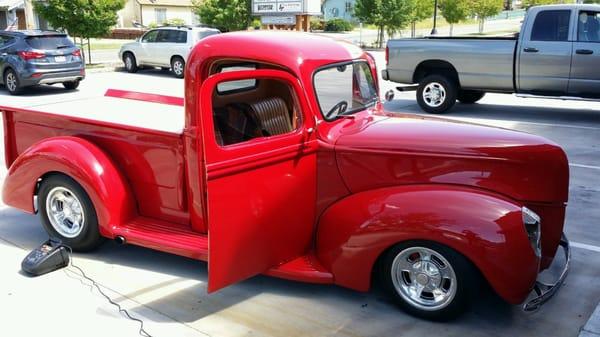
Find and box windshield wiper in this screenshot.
[56,45,70,49]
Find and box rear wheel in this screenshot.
[381,241,479,320]
[171,56,185,78]
[4,68,23,95]
[123,52,138,73]
[38,175,103,251]
[63,80,80,90]
[416,74,457,114]
[457,90,485,104]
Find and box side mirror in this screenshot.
[384,90,395,102]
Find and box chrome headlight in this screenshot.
[522,206,541,257]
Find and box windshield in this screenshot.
[314,61,378,120]
[26,36,74,50]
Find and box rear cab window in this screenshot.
[216,64,258,94]
[530,10,571,41]
[25,35,74,50]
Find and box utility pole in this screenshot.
[24,0,36,29]
[431,0,438,35]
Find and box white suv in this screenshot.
[119,26,220,78]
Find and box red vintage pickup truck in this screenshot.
[1,32,569,320]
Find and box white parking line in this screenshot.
[571,241,600,253]
[570,163,600,170]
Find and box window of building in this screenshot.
[155,8,167,25]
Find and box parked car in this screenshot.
[383,4,600,113]
[118,26,220,78]
[2,32,569,320]
[0,30,84,95]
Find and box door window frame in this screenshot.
[199,68,316,167]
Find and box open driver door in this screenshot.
[199,68,318,292]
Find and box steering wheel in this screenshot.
[325,101,348,119]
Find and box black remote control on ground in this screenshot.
[22,239,69,276]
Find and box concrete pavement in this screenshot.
[0,52,599,337]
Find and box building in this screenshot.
[322,0,356,22]
[117,0,199,28]
[0,0,49,30]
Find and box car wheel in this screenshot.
[171,57,185,78]
[123,53,138,73]
[4,68,23,95]
[457,90,485,104]
[38,174,104,251]
[416,74,457,114]
[381,241,479,321]
[63,80,80,90]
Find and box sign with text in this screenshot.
[261,15,297,25]
[251,0,321,15]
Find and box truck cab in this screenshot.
[2,32,570,320]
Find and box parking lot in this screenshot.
[0,52,599,337]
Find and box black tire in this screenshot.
[171,56,185,78]
[38,175,103,251]
[381,241,480,321]
[62,80,80,90]
[416,74,457,114]
[457,90,485,104]
[123,52,138,73]
[4,68,23,95]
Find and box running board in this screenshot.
[111,217,208,260]
[265,254,333,284]
[516,94,600,102]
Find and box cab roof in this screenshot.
[190,31,365,76]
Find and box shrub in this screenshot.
[324,18,353,32]
[163,18,186,27]
[310,18,325,31]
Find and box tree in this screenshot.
[470,0,503,34]
[355,0,414,48]
[192,0,250,32]
[409,0,434,38]
[34,0,125,64]
[439,0,469,36]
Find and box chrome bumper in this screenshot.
[523,233,570,312]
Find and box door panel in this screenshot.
[200,69,318,292]
[569,10,600,97]
[518,9,573,94]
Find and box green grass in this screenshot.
[360,16,478,31]
[74,38,134,51]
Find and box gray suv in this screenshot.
[0,30,85,95]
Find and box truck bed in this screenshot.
[1,91,190,225]
[386,37,517,92]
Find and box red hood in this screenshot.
[334,114,569,204]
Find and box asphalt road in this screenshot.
[0,53,599,337]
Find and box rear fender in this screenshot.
[2,136,135,237]
[316,184,538,304]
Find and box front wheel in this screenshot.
[39,175,103,251]
[416,74,457,114]
[381,241,479,320]
[457,90,485,104]
[171,57,185,78]
[123,52,138,73]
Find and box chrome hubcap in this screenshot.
[6,72,17,92]
[391,247,457,311]
[173,61,183,75]
[422,82,446,107]
[46,187,85,238]
[125,56,133,69]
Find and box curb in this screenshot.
[85,63,121,74]
[580,303,600,337]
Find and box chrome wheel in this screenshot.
[125,55,133,70]
[391,247,457,311]
[173,60,184,76]
[422,82,446,108]
[45,186,85,239]
[6,71,17,92]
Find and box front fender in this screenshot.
[316,184,538,304]
[2,136,135,238]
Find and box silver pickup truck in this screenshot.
[383,4,600,113]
